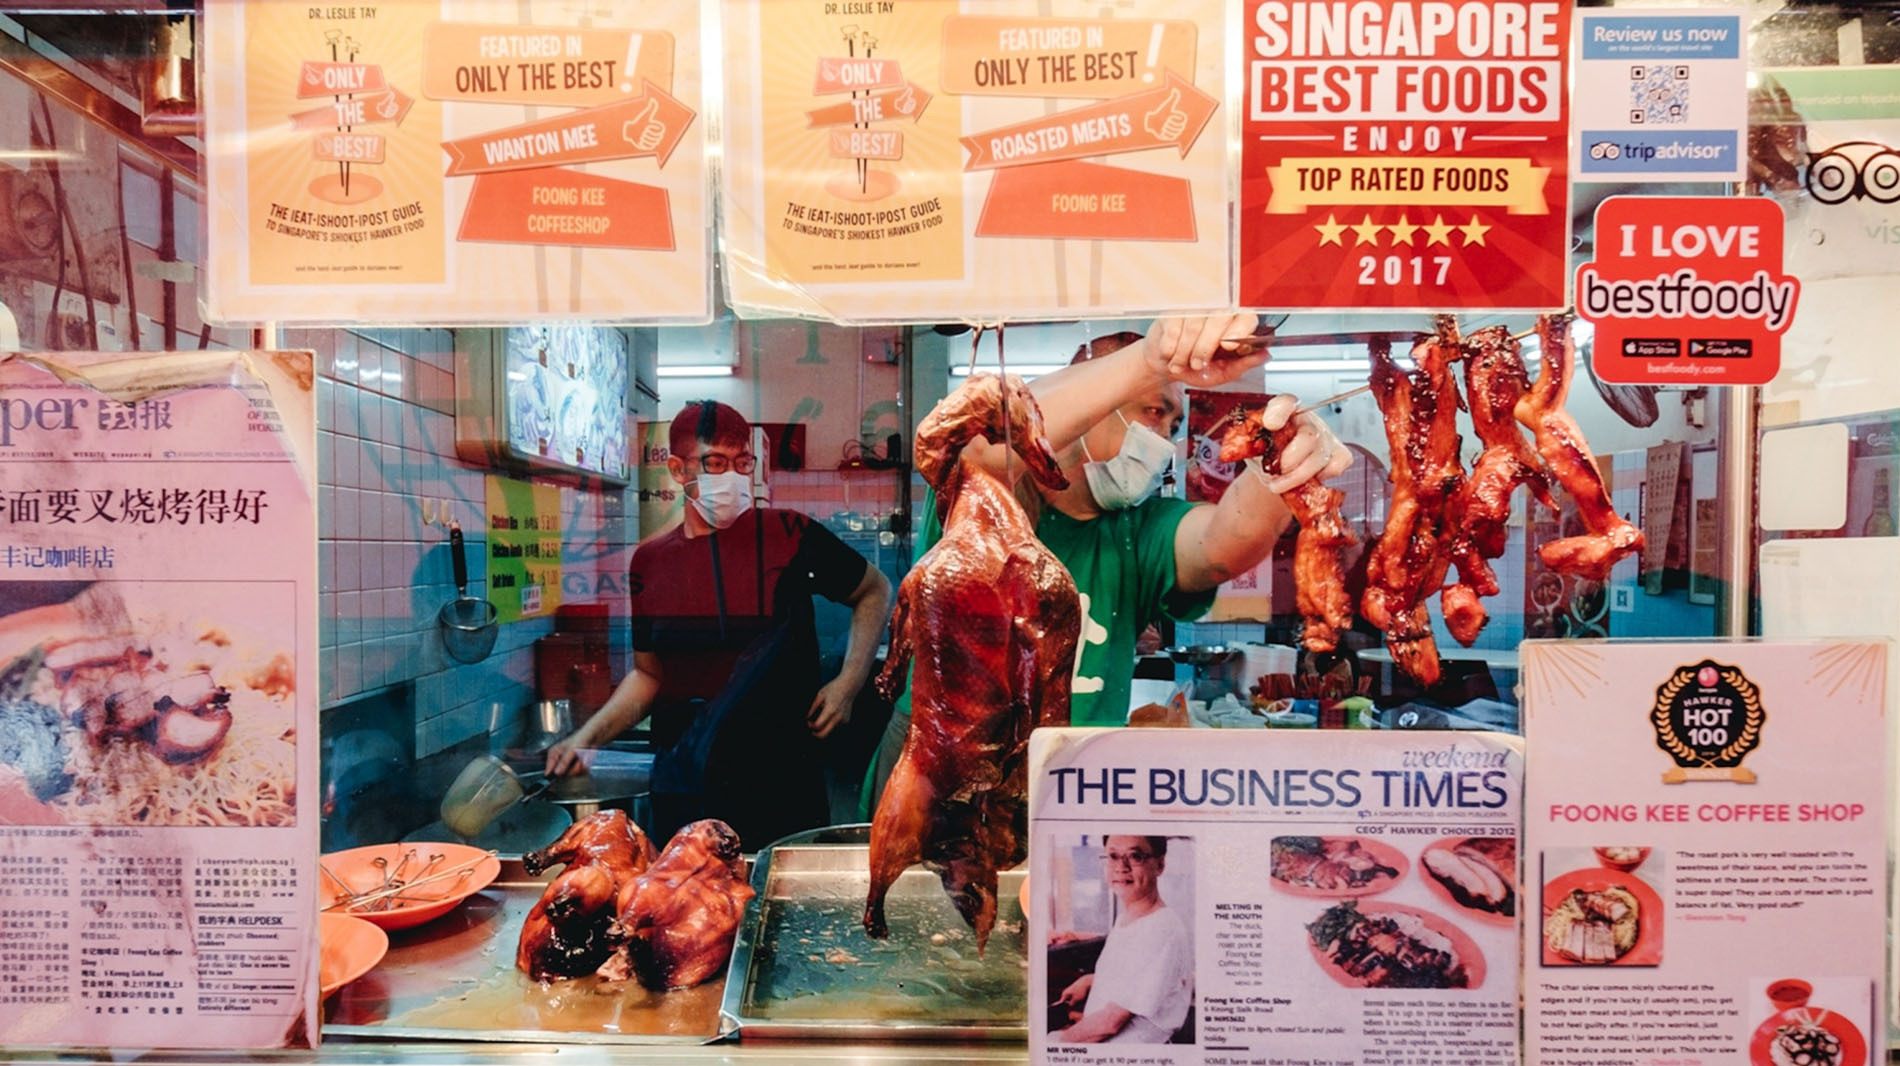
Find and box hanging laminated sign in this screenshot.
[1524,640,1889,1066]
[202,0,711,324]
[720,0,1234,322]
[1240,0,1573,310]
[485,476,563,623]
[1579,196,1799,386]
[0,350,319,1048]
[1572,9,1747,183]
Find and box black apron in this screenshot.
[648,517,827,848]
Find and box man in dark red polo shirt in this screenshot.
[548,400,891,848]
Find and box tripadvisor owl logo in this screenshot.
[1652,660,1765,784]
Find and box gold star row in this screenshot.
[1312,213,1491,248]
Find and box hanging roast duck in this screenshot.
[866,373,1080,952]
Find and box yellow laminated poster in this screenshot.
[721,0,1233,322]
[485,475,563,622]
[758,3,967,290]
[203,0,709,324]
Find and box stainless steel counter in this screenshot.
[324,868,728,1044]
[3,1041,1029,1065]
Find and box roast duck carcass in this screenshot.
[1215,402,1357,651]
[516,810,654,980]
[1516,314,1644,581]
[867,373,1081,952]
[596,819,754,989]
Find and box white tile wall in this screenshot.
[306,327,628,758]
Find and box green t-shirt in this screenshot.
[899,491,1215,727]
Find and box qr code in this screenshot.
[1629,64,1691,125]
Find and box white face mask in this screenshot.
[689,471,753,529]
[1082,413,1175,510]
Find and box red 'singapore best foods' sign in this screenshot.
[1240,0,1573,310]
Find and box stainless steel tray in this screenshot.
[722,829,1028,1041]
[325,866,731,1045]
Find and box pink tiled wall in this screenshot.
[302,327,630,758]
[765,469,901,524]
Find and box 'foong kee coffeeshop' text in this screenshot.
[1249,1,1564,131]
[1045,745,1512,811]
[1550,802,1868,825]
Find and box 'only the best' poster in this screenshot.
[203,0,710,324]
[721,0,1234,323]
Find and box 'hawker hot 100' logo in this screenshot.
[1651,659,1765,784]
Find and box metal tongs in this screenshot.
[1218,322,1543,413]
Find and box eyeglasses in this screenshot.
[1101,850,1156,867]
[692,452,757,475]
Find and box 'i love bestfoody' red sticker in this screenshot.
[1578,195,1799,386]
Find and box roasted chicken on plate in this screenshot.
[517,810,655,981]
[597,819,754,989]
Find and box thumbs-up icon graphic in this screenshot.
[625,97,663,152]
[894,84,917,116]
[376,93,400,119]
[1144,86,1187,142]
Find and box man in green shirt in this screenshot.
[861,314,1351,814]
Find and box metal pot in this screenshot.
[438,522,498,665]
[518,699,573,755]
[439,754,548,838]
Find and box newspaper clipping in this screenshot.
[0,351,319,1048]
[1029,728,1523,1066]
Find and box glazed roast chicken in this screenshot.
[1361,328,1464,688]
[1516,314,1644,581]
[867,373,1081,952]
[516,810,655,981]
[1441,326,1556,645]
[1215,402,1357,652]
[596,819,755,989]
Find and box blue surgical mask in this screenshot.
[1082,414,1175,510]
[690,471,753,529]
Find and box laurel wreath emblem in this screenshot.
[1652,665,1765,768]
[1652,671,1698,764]
[1716,668,1765,765]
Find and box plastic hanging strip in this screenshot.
[997,323,1012,486]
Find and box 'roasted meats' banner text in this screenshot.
[721,0,1233,322]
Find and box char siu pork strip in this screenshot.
[1515,315,1644,582]
[1216,403,1357,652]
